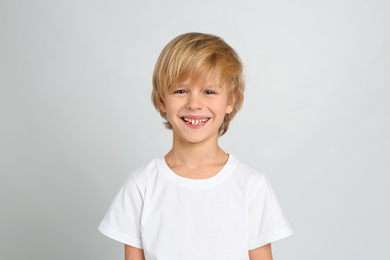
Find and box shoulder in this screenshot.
[228,155,270,195]
[131,159,160,178]
[124,158,162,188]
[231,155,266,182]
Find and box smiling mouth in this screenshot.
[181,117,210,126]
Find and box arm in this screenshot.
[124,244,145,260]
[249,243,273,260]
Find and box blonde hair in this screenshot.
[152,32,245,136]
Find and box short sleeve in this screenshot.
[98,174,144,249]
[248,175,293,250]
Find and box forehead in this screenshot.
[161,67,233,96]
[177,78,221,88]
[171,79,233,95]
[165,79,234,100]
[172,71,223,88]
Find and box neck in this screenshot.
[165,134,227,168]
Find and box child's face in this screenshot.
[160,79,234,145]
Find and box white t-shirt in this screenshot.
[98,155,293,260]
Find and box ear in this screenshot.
[226,104,233,114]
[225,91,237,114]
[159,101,166,113]
[158,95,167,112]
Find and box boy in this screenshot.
[99,32,293,260]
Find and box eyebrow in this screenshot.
[204,85,221,88]
[177,84,222,88]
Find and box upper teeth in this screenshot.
[183,118,209,125]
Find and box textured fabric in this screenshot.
[98,155,293,260]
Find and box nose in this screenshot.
[185,93,203,110]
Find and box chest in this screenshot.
[139,178,250,259]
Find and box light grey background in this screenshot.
[1,0,389,259]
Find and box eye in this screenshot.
[174,90,186,94]
[204,90,216,95]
